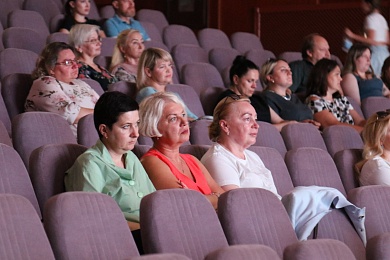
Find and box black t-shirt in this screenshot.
[59,16,101,31]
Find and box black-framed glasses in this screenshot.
[55,59,78,66]
[84,37,102,45]
[376,109,390,120]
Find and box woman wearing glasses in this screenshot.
[25,42,99,136]
[69,24,117,91]
[201,95,280,197]
[356,111,390,185]
[138,92,224,210]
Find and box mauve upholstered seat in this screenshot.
[3,27,45,54]
[163,24,199,51]
[256,121,287,158]
[230,32,264,54]
[281,123,327,151]
[136,9,169,36]
[172,44,208,73]
[322,125,363,158]
[0,48,38,80]
[333,148,362,193]
[77,114,99,148]
[197,28,232,53]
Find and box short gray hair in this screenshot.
[69,24,100,50]
[139,92,185,138]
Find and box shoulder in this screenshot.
[342,73,357,81]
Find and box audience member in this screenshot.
[306,58,365,132]
[103,0,150,40]
[261,58,320,127]
[69,24,117,91]
[136,47,198,121]
[65,91,156,251]
[138,92,224,210]
[110,29,144,83]
[59,0,106,37]
[345,0,389,76]
[289,33,331,95]
[342,43,389,105]
[25,42,99,136]
[356,110,390,185]
[201,95,281,198]
[381,56,390,91]
[217,55,296,131]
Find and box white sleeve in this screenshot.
[361,158,390,186]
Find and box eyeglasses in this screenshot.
[84,37,102,45]
[376,109,390,120]
[55,59,79,66]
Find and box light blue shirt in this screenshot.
[103,15,150,40]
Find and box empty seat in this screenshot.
[23,0,61,29]
[3,27,45,54]
[108,81,137,99]
[49,13,65,33]
[163,24,199,51]
[44,192,140,259]
[46,32,69,44]
[322,125,363,158]
[29,143,87,216]
[209,47,241,73]
[8,10,50,39]
[179,144,210,160]
[77,114,99,147]
[0,194,55,259]
[278,51,302,63]
[140,21,163,42]
[0,48,38,80]
[333,149,362,193]
[281,123,327,151]
[0,0,23,28]
[172,44,208,73]
[12,112,77,168]
[256,121,287,158]
[230,32,264,54]
[140,189,229,259]
[197,28,232,53]
[361,96,390,118]
[136,9,169,36]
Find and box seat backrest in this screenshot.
[49,13,65,33]
[366,232,390,260]
[80,78,105,95]
[230,32,264,54]
[179,144,210,160]
[99,5,115,19]
[218,188,298,258]
[0,22,4,51]
[0,85,12,136]
[3,27,45,54]
[333,149,362,193]
[248,146,294,197]
[77,114,99,148]
[0,194,55,259]
[8,9,50,38]
[181,62,225,96]
[108,81,137,99]
[132,144,152,159]
[172,44,208,73]
[0,48,38,80]
[346,96,364,118]
[361,96,390,119]
[136,9,169,35]
[322,125,363,158]
[100,36,116,57]
[23,0,61,28]
[209,47,241,73]
[140,189,228,259]
[281,123,327,151]
[205,244,280,260]
[166,84,205,117]
[29,143,87,216]
[87,0,101,20]
[140,21,163,42]
[0,0,23,28]
[44,192,139,259]
[189,119,212,145]
[256,121,287,158]
[197,28,232,53]
[163,24,199,51]
[0,144,41,218]
[1,73,33,120]
[0,121,12,147]
[12,111,77,168]
[46,32,69,44]
[199,86,225,116]
[279,51,302,63]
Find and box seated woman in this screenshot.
[69,24,117,91]
[217,55,297,131]
[110,29,144,83]
[341,43,389,105]
[261,58,320,128]
[136,47,198,121]
[200,95,280,198]
[356,111,390,185]
[138,92,224,210]
[65,91,156,250]
[306,58,366,133]
[25,42,99,136]
[381,56,390,91]
[59,0,106,37]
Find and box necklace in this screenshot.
[268,89,291,101]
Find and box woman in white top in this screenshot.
[201,95,280,198]
[345,0,389,76]
[356,110,390,185]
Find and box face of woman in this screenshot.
[79,31,102,58]
[71,0,90,16]
[104,110,140,154]
[269,60,292,88]
[224,101,259,149]
[234,69,259,97]
[50,49,79,83]
[326,66,342,94]
[123,32,144,59]
[146,59,173,86]
[157,102,189,145]
[355,49,371,73]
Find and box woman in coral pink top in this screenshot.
[139,92,224,210]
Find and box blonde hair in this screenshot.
[136,47,173,90]
[259,59,279,90]
[110,29,140,71]
[356,112,390,174]
[69,24,100,56]
[138,92,185,138]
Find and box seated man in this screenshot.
[289,33,330,95]
[103,0,150,40]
